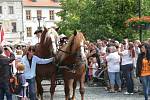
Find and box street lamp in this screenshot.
[32,16,46,30]
[138,0,142,41]
[37,16,41,30]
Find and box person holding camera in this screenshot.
[0,45,15,100]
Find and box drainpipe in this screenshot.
[21,0,24,41]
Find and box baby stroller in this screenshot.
[87,63,107,87]
[94,64,108,86]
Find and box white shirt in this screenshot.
[92,63,98,77]
[21,55,53,79]
[120,50,133,65]
[31,36,40,45]
[101,46,107,54]
[106,52,121,72]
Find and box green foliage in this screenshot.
[57,0,150,42]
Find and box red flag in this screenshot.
[0,27,4,43]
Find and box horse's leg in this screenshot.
[64,79,69,100]
[50,72,56,100]
[68,79,74,100]
[79,73,85,100]
[36,78,43,100]
[72,80,77,100]
[64,79,70,100]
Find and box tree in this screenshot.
[57,0,150,41]
[57,0,87,35]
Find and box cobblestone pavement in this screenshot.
[10,81,144,100]
[41,85,144,100]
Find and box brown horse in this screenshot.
[35,27,57,100]
[57,30,86,100]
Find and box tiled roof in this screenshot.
[23,0,61,7]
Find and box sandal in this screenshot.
[108,90,115,93]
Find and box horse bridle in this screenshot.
[57,46,86,73]
[57,35,84,58]
[57,35,86,73]
[57,48,74,55]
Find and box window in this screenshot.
[0,23,2,30]
[26,10,31,20]
[52,0,60,2]
[37,10,42,19]
[8,6,14,14]
[11,22,16,32]
[26,27,32,37]
[32,0,36,2]
[0,6,2,14]
[49,10,54,20]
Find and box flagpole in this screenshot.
[0,26,5,45]
[0,27,1,43]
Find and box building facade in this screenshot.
[23,0,61,43]
[0,0,23,42]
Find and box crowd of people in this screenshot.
[0,28,150,100]
[85,38,150,100]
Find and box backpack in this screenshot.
[9,73,23,94]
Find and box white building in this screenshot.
[23,0,61,43]
[0,0,23,42]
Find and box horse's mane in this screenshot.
[62,31,85,51]
[61,35,74,53]
[58,31,85,62]
[36,27,53,58]
[40,27,48,44]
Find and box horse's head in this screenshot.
[66,30,86,59]
[40,27,58,55]
[58,30,86,64]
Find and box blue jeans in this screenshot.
[108,72,121,87]
[121,64,134,93]
[0,82,12,100]
[140,76,150,100]
[26,77,36,100]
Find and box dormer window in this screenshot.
[32,0,36,2]
[52,0,59,2]
[0,6,2,14]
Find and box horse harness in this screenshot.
[57,47,86,74]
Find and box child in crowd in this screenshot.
[16,62,28,100]
[88,57,99,86]
[88,57,94,85]
[92,57,99,78]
